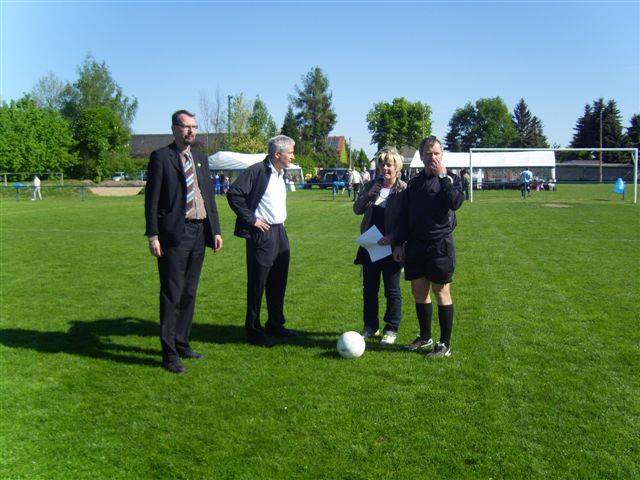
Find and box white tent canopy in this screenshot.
[208,151,304,186]
[209,151,267,171]
[409,150,556,169]
[208,151,303,176]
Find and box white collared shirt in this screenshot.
[254,162,287,224]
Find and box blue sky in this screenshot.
[1,0,638,156]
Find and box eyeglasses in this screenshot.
[174,123,198,130]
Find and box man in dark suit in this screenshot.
[227,135,298,347]
[145,109,223,373]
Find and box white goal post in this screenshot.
[466,148,638,204]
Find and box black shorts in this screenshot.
[403,235,456,284]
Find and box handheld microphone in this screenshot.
[376,175,385,184]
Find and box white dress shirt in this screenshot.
[254,162,287,225]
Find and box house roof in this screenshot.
[327,136,345,155]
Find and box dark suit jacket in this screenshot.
[226,157,277,239]
[145,142,221,248]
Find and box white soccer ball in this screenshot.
[336,331,366,359]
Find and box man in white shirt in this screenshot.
[227,135,298,347]
[31,175,42,201]
[349,168,362,201]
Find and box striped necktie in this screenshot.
[183,151,195,215]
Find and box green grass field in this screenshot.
[1,185,638,479]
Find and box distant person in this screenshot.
[353,147,407,345]
[394,136,465,358]
[227,135,298,347]
[31,175,41,201]
[219,172,230,195]
[361,168,371,184]
[214,172,222,195]
[331,171,340,198]
[461,168,471,200]
[520,169,533,198]
[145,109,223,374]
[350,168,362,201]
[342,170,351,196]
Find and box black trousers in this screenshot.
[157,221,205,360]
[245,224,290,338]
[362,256,402,333]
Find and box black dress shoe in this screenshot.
[163,359,186,374]
[178,349,204,360]
[247,335,274,348]
[265,326,299,338]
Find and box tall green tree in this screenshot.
[0,96,77,175]
[57,54,138,178]
[511,98,548,148]
[570,98,626,162]
[290,67,337,154]
[226,94,277,154]
[445,102,477,152]
[228,93,252,137]
[367,98,432,151]
[624,113,640,150]
[248,96,277,142]
[474,97,518,148]
[445,97,517,151]
[74,106,130,180]
[61,54,138,127]
[356,149,370,170]
[280,105,301,146]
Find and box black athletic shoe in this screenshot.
[402,336,434,351]
[426,342,451,358]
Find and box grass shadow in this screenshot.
[0,317,160,367]
[193,324,342,350]
[0,318,346,366]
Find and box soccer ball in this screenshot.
[336,331,366,359]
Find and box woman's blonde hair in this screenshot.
[374,146,403,179]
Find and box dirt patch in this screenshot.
[90,181,144,196]
[542,203,572,208]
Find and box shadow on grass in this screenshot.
[0,317,345,367]
[0,317,160,367]
[193,323,342,350]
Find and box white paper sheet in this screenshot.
[355,225,392,262]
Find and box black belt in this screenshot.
[185,218,205,224]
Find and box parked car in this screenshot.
[304,168,348,189]
[111,172,131,181]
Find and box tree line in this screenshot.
[197,67,341,175]
[1,54,138,182]
[368,96,639,163]
[1,55,639,182]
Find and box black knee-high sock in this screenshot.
[415,303,432,339]
[438,304,454,347]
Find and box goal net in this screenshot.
[465,148,638,204]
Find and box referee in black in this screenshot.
[393,136,465,357]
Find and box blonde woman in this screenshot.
[353,147,407,345]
